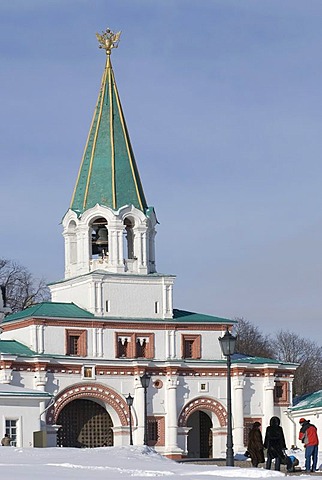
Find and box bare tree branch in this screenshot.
[0,258,50,313]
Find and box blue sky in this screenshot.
[1,1,322,342]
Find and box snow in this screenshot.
[0,446,319,480]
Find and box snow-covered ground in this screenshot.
[0,446,320,479]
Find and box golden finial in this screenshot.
[96,28,121,55]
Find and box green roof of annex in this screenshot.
[3,302,234,325]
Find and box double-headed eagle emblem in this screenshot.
[96,28,121,55]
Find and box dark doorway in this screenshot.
[187,410,212,458]
[57,399,113,447]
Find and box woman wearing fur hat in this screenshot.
[247,422,265,467]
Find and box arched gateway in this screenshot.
[178,397,228,458]
[47,383,129,447]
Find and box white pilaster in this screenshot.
[232,374,245,451]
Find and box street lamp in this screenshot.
[126,393,134,445]
[140,372,150,446]
[219,327,237,467]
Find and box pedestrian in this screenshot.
[1,434,11,446]
[264,416,287,471]
[247,421,265,467]
[298,418,319,472]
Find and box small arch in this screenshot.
[123,217,135,260]
[46,383,129,427]
[67,220,77,233]
[178,396,227,428]
[90,217,108,259]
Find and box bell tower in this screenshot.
[49,29,174,319]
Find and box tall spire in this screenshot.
[70,29,148,215]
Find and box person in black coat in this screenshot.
[264,416,287,471]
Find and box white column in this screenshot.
[148,228,156,273]
[38,325,44,354]
[165,375,181,454]
[77,226,89,274]
[134,377,145,445]
[263,375,275,429]
[232,374,245,451]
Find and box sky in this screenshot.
[0,445,316,479]
[1,1,322,342]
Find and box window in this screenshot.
[106,300,110,312]
[181,335,201,359]
[66,330,87,356]
[136,338,147,358]
[147,416,165,446]
[154,301,159,314]
[5,419,17,446]
[274,381,289,405]
[117,337,130,357]
[199,382,208,392]
[115,333,154,359]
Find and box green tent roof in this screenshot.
[70,54,148,215]
[3,302,94,323]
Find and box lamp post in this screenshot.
[125,393,134,445]
[140,372,150,445]
[219,327,237,467]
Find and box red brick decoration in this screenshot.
[46,382,129,426]
[178,397,227,427]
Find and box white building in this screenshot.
[0,30,297,457]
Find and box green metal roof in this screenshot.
[70,54,148,215]
[3,302,94,323]
[2,303,232,325]
[0,384,52,398]
[290,389,322,411]
[0,340,37,356]
[172,309,234,324]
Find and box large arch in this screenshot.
[46,383,129,427]
[178,396,227,427]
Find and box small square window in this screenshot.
[199,382,209,393]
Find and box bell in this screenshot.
[96,227,108,245]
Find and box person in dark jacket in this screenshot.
[247,421,265,467]
[298,418,319,472]
[264,416,287,471]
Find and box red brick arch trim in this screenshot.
[46,383,129,426]
[178,397,227,427]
